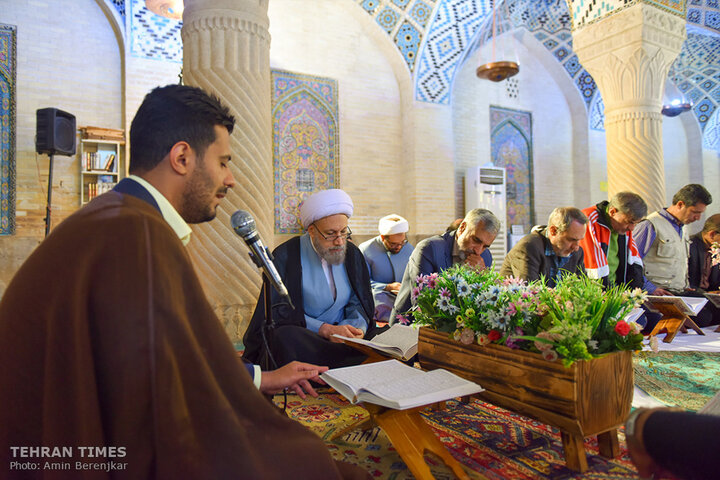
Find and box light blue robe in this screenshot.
[358,236,414,320]
[300,234,367,334]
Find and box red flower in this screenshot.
[614,320,630,336]
[488,330,502,342]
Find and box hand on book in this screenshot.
[320,323,364,343]
[653,287,673,296]
[259,361,329,399]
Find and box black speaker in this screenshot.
[36,108,76,156]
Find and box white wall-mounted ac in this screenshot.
[465,165,507,271]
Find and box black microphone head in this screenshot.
[231,210,256,239]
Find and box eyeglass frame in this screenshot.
[382,237,408,249]
[310,223,352,241]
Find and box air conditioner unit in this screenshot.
[465,165,507,271]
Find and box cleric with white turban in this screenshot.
[299,189,354,230]
[243,188,378,369]
[359,214,414,322]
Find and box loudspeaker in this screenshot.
[36,108,76,156]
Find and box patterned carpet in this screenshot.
[278,393,640,479]
[633,351,720,410]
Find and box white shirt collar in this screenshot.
[127,175,193,246]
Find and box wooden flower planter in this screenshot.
[418,327,633,472]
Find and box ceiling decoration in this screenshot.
[353,0,438,71]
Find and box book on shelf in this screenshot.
[333,324,419,361]
[103,153,115,172]
[319,359,484,410]
[645,295,708,316]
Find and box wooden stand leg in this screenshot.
[597,429,620,458]
[371,406,470,480]
[560,431,588,472]
[680,317,705,336]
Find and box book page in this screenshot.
[682,296,708,315]
[322,360,421,393]
[646,295,707,316]
[362,369,483,409]
[333,324,419,359]
[371,324,418,353]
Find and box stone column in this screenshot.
[182,0,272,342]
[572,3,686,211]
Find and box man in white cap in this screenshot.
[242,189,378,369]
[359,215,414,323]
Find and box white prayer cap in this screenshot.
[378,214,409,235]
[299,189,354,229]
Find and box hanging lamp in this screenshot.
[476,0,519,82]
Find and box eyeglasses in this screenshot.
[311,223,352,241]
[385,239,408,249]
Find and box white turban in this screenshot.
[378,214,409,235]
[299,189,354,229]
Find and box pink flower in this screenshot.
[427,275,439,289]
[411,286,421,301]
[614,320,631,337]
[460,328,475,345]
[439,287,451,299]
[415,274,426,287]
[542,349,558,362]
[395,315,411,325]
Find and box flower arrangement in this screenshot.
[404,264,646,367]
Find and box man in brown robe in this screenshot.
[0,85,368,479]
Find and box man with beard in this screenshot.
[359,214,414,322]
[242,189,378,369]
[391,208,500,323]
[0,85,369,479]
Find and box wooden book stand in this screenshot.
[645,298,705,343]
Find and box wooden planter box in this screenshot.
[418,327,633,472]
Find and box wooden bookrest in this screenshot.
[646,300,704,343]
[331,341,472,480]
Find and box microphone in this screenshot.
[231,210,294,309]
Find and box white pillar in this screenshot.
[182,0,272,341]
[572,3,686,211]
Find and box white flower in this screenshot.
[588,340,598,351]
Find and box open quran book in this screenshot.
[333,324,419,361]
[320,359,483,410]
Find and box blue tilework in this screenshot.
[395,21,422,69]
[362,0,381,14]
[393,0,412,9]
[703,109,720,150]
[409,0,433,27]
[130,0,182,63]
[377,6,400,32]
[111,0,125,18]
[590,94,606,132]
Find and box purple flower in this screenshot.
[395,315,411,325]
[415,274,426,287]
[411,286,421,301]
[428,276,439,289]
[439,287,451,299]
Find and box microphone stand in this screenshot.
[248,249,279,372]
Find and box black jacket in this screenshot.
[242,236,377,363]
[688,233,720,291]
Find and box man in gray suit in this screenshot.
[390,208,500,323]
[500,207,587,287]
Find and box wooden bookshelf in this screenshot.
[78,129,125,205]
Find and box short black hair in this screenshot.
[129,84,235,173]
[672,184,712,207]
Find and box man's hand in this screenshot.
[318,323,364,343]
[385,282,401,294]
[259,361,328,399]
[653,287,673,296]
[465,254,486,269]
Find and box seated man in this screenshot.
[391,208,500,322]
[359,214,414,323]
[687,214,720,326]
[689,214,720,292]
[580,192,647,289]
[500,207,587,287]
[634,184,712,296]
[243,189,378,369]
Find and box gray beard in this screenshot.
[311,237,347,265]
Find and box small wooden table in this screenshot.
[331,341,473,480]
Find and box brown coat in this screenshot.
[0,192,362,479]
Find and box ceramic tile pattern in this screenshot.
[0,24,16,235]
[130,0,182,63]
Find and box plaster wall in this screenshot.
[0,0,122,295]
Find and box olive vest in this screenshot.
[643,211,690,291]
